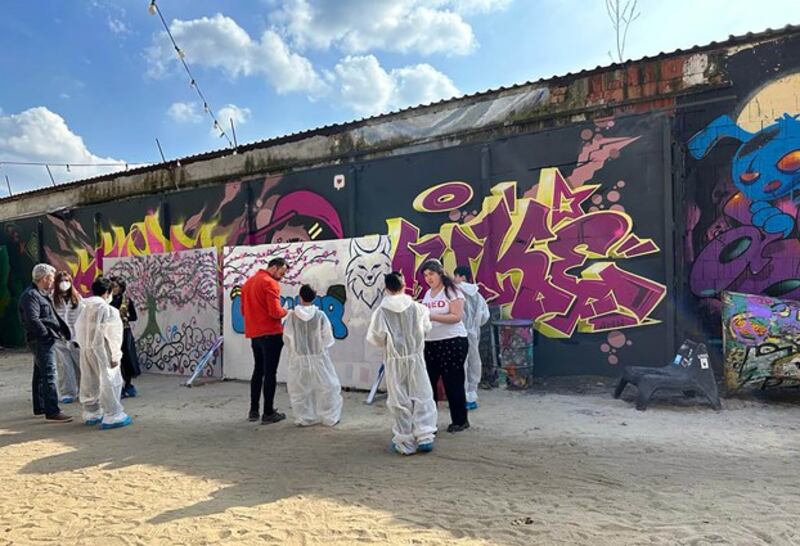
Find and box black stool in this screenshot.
[613,340,722,411]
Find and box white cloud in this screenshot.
[146,14,327,95]
[0,107,128,192]
[167,102,203,123]
[272,0,491,55]
[217,104,251,126]
[107,17,130,34]
[445,0,513,14]
[214,104,251,136]
[145,9,467,118]
[334,55,459,116]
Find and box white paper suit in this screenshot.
[367,294,437,454]
[75,296,130,427]
[283,305,343,427]
[459,282,490,404]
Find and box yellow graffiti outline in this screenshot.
[170,219,228,251]
[534,168,600,231]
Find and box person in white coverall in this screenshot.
[74,276,132,430]
[367,272,437,455]
[283,284,343,427]
[454,265,490,410]
[52,270,84,404]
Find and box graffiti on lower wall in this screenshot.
[104,248,221,377]
[388,167,666,338]
[47,210,228,295]
[722,290,800,389]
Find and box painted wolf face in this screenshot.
[345,237,392,309]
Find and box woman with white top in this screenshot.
[52,270,85,404]
[421,259,470,433]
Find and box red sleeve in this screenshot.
[264,281,287,320]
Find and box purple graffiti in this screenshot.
[388,168,666,338]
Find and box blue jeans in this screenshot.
[31,339,60,416]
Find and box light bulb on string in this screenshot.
[65,164,70,173]
[148,1,157,15]
[175,46,185,59]
[189,79,196,88]
[203,103,209,113]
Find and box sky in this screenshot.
[0,0,798,194]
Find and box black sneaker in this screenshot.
[447,421,470,433]
[261,411,286,425]
[248,410,259,422]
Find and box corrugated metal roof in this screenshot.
[3,23,799,204]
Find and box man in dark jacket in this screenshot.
[18,263,72,422]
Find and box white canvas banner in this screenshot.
[223,235,392,389]
[104,248,222,377]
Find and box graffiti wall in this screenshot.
[0,111,671,376]
[681,43,800,353]
[223,235,391,388]
[358,115,672,375]
[722,291,800,389]
[0,218,40,347]
[104,248,221,377]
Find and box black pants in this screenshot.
[425,336,469,426]
[31,339,60,416]
[120,328,141,388]
[250,334,284,415]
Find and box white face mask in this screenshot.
[59,281,71,292]
[104,294,113,304]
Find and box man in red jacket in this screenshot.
[241,257,289,424]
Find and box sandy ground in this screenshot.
[1,351,800,546]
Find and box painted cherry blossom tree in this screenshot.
[105,248,219,338]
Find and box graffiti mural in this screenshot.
[254,189,344,243]
[0,220,39,347]
[104,248,221,377]
[1,114,670,374]
[39,180,345,297]
[388,168,666,338]
[690,114,800,237]
[722,290,800,389]
[686,73,800,346]
[223,235,391,388]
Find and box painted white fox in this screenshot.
[345,236,392,310]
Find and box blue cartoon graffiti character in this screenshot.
[689,113,800,238]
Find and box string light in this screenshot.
[148,0,234,148]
